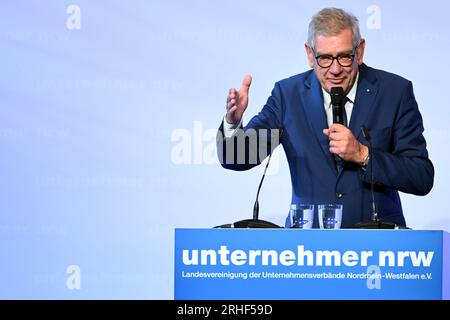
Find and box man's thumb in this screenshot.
[240,74,252,94]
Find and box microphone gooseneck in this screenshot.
[354,126,397,229]
[253,152,272,220]
[214,129,283,229]
[361,126,377,222]
[230,149,280,228]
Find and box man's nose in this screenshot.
[329,58,343,74]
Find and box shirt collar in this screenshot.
[322,71,359,107]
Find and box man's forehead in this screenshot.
[313,33,354,54]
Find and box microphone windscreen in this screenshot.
[330,87,345,106]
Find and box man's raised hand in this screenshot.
[225,75,252,125]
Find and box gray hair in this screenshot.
[307,8,361,49]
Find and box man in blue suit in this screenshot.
[217,8,434,228]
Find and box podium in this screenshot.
[174,229,449,300]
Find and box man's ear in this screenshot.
[357,38,366,65]
[305,43,315,68]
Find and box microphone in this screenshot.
[232,151,282,228]
[354,126,396,229]
[330,87,346,125]
[362,126,377,222]
[214,139,282,229]
[330,87,346,167]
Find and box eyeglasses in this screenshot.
[311,46,358,68]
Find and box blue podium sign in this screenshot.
[174,229,449,300]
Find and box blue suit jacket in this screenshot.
[218,64,434,228]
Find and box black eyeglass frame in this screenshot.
[310,45,359,68]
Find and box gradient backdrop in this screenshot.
[1,0,449,299]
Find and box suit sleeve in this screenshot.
[216,82,284,171]
[360,81,434,195]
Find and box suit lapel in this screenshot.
[348,64,379,140]
[302,72,337,173]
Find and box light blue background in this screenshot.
[0,1,448,299]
